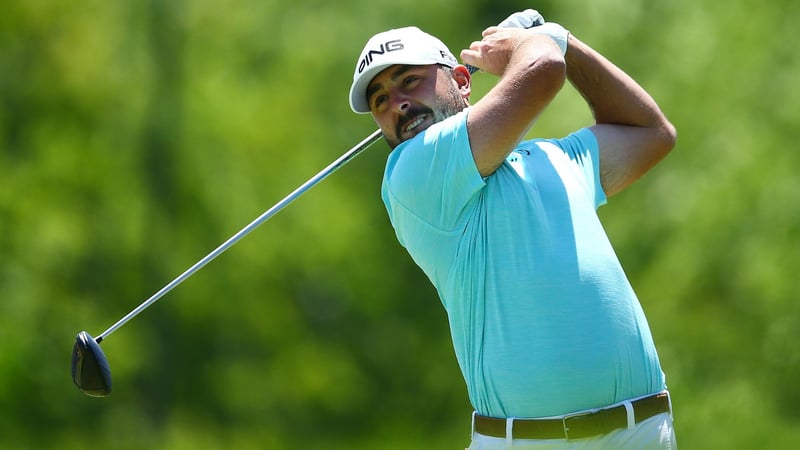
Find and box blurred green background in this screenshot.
[1,0,798,448]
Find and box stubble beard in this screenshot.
[433,83,468,123]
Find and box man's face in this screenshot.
[366,64,469,149]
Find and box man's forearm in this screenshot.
[565,34,668,128]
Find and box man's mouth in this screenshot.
[404,115,426,132]
[398,113,429,139]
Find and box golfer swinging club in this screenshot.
[349,8,677,449]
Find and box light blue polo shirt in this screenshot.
[381,110,665,418]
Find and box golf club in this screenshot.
[72,128,382,396]
[72,57,487,398]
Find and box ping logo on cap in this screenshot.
[358,39,405,74]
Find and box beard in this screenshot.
[433,82,469,123]
[386,83,468,149]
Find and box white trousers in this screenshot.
[468,412,676,450]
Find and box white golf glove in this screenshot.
[497,9,545,29]
[531,22,569,55]
[497,9,569,56]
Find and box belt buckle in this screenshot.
[561,409,593,440]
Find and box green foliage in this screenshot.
[1,0,798,448]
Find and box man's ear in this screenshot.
[452,65,472,100]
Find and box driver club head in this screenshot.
[71,331,112,397]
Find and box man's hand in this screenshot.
[497,9,545,29]
[464,9,545,73]
[498,9,568,56]
[463,10,569,73]
[461,22,568,75]
[531,23,569,55]
[461,27,551,76]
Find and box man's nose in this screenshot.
[390,93,411,113]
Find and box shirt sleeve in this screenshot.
[545,127,607,209]
[382,110,485,233]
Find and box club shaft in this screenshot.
[97,128,384,342]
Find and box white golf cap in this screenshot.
[349,26,458,114]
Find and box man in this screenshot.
[349,9,677,449]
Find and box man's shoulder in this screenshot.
[518,128,595,147]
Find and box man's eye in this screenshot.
[404,76,420,86]
[373,94,388,108]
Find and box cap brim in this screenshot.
[349,63,394,114]
[349,58,460,114]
